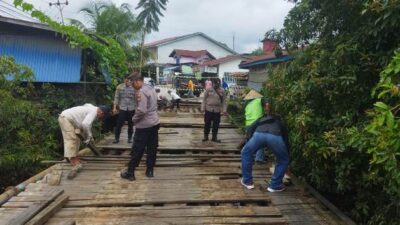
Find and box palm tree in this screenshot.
[69,1,141,49]
[135,0,168,75]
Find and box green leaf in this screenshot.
[374,102,389,110]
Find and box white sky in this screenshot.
[1,0,294,53]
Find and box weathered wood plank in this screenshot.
[3,189,63,225]
[25,195,69,225]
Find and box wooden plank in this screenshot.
[4,189,63,225]
[25,195,69,225]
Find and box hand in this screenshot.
[112,108,118,114]
[84,137,93,145]
[74,129,81,134]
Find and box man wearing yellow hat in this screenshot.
[244,90,266,163]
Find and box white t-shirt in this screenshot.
[170,92,181,100]
[61,103,98,139]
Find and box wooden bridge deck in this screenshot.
[0,101,349,225]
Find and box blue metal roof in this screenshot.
[0,35,82,83]
[239,55,293,69]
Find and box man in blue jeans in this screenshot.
[240,99,290,192]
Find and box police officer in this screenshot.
[121,72,160,181]
[112,74,136,144]
[201,78,227,142]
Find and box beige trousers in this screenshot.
[58,116,80,158]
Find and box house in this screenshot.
[201,54,249,80]
[239,38,293,91]
[144,32,237,82]
[0,16,84,83]
[169,49,215,66]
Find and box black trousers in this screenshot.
[115,110,134,141]
[172,99,181,109]
[204,110,221,137]
[128,124,160,172]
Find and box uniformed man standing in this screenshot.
[121,72,160,181]
[201,78,227,142]
[112,74,136,144]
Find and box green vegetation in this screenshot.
[0,0,169,192]
[0,56,106,192]
[0,57,56,192]
[259,0,400,224]
[135,0,168,73]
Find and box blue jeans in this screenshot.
[246,126,265,162]
[255,149,265,162]
[241,132,289,189]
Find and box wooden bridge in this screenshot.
[0,100,353,225]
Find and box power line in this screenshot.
[48,0,68,24]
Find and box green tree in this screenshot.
[69,2,140,49]
[261,0,400,224]
[0,56,57,192]
[250,47,264,56]
[135,0,168,75]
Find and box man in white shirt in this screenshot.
[168,90,181,110]
[58,104,110,177]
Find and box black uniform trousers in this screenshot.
[115,110,135,141]
[127,124,160,173]
[204,110,221,137]
[172,99,181,109]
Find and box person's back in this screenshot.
[171,92,181,100]
[61,104,97,130]
[245,98,263,127]
[133,84,160,129]
[205,79,212,90]
[188,80,194,91]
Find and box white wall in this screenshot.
[218,58,248,79]
[156,35,233,64]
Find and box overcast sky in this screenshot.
[1,0,294,53]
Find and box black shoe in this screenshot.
[112,139,119,144]
[212,134,221,143]
[120,171,135,181]
[211,138,221,143]
[202,136,209,142]
[146,168,154,178]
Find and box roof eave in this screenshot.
[239,56,294,69]
[151,32,237,55]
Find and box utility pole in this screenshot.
[49,0,68,24]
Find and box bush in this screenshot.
[0,56,108,192]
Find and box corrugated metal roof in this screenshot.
[0,34,82,83]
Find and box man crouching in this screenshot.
[58,104,110,179]
[121,72,160,181]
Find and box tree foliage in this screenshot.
[70,2,140,48]
[0,57,56,192]
[262,0,400,224]
[135,0,168,72]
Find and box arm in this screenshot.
[132,91,147,124]
[280,119,291,154]
[201,90,208,112]
[113,87,120,113]
[247,117,261,140]
[222,89,228,113]
[81,110,97,140]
